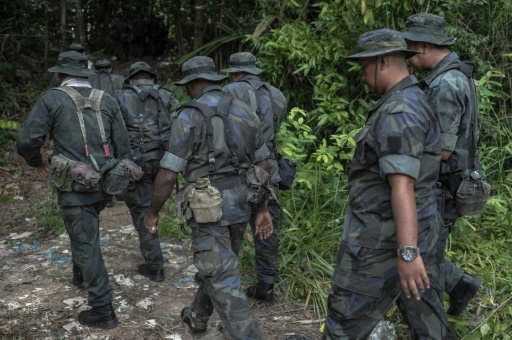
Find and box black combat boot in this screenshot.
[137,263,165,282]
[72,266,83,287]
[447,273,482,316]
[181,307,207,334]
[78,303,119,329]
[245,282,274,305]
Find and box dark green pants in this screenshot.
[124,159,164,271]
[62,200,112,307]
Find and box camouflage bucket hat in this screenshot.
[48,51,95,77]
[94,58,112,69]
[344,29,420,60]
[402,13,456,46]
[221,52,263,75]
[125,61,157,84]
[174,56,227,85]
[68,42,85,53]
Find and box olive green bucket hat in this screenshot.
[402,13,456,46]
[48,51,95,77]
[344,29,420,60]
[221,52,263,75]
[94,58,113,69]
[174,56,227,85]
[124,61,157,84]
[68,42,85,53]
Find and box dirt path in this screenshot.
[0,146,319,339]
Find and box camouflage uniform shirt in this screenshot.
[422,52,478,177]
[342,76,441,249]
[16,86,132,207]
[223,74,287,183]
[160,84,270,225]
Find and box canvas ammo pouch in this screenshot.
[187,177,222,223]
[175,183,195,225]
[70,162,101,192]
[49,153,76,192]
[455,172,491,216]
[102,159,144,195]
[246,165,271,204]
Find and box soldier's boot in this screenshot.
[78,303,119,329]
[447,273,482,316]
[137,263,165,282]
[72,266,83,287]
[181,307,207,334]
[245,282,274,305]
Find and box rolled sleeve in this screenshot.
[440,132,458,151]
[254,144,270,164]
[379,154,420,180]
[160,151,187,173]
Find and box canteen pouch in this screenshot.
[187,178,222,223]
[455,177,491,216]
[70,162,101,192]
[277,155,297,191]
[49,153,76,192]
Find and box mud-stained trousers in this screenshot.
[124,159,164,271]
[323,241,453,340]
[249,186,280,284]
[188,220,262,339]
[62,200,113,307]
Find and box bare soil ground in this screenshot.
[0,145,320,339]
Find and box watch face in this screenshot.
[401,247,418,261]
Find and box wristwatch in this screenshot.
[397,246,420,262]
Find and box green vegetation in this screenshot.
[2,0,512,338]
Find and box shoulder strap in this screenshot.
[55,86,110,157]
[180,93,239,176]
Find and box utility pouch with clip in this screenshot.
[49,153,76,192]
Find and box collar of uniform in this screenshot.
[194,84,222,99]
[60,77,92,88]
[424,51,459,86]
[368,75,419,116]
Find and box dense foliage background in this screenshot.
[1,0,511,338]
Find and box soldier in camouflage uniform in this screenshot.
[323,29,453,339]
[89,58,125,95]
[222,52,287,305]
[403,13,482,317]
[113,61,180,282]
[143,56,273,339]
[17,51,132,329]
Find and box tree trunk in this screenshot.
[59,0,66,52]
[193,0,204,50]
[44,8,48,70]
[74,0,86,46]
[175,0,184,56]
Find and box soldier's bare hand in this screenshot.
[254,210,273,240]
[34,163,49,179]
[397,256,430,300]
[143,214,159,234]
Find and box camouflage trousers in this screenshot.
[124,159,163,271]
[324,241,452,340]
[188,221,262,339]
[249,186,280,284]
[62,200,113,307]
